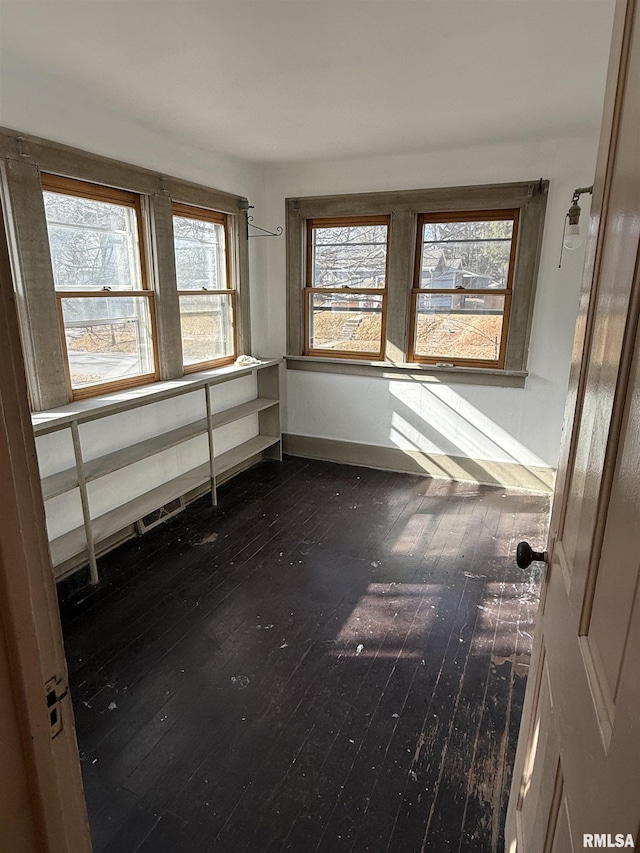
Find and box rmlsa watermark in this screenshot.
[583,834,635,848]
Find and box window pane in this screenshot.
[419,218,514,290]
[309,292,383,354]
[179,293,234,366]
[413,292,506,362]
[43,192,142,291]
[422,219,513,243]
[60,296,155,389]
[312,224,387,288]
[174,216,227,290]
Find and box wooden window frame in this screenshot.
[41,173,160,401]
[172,202,237,373]
[286,181,548,385]
[408,208,520,369]
[304,215,390,361]
[0,129,251,412]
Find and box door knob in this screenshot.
[516,541,547,569]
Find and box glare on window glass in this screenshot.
[307,220,388,357]
[419,219,514,290]
[309,292,383,355]
[312,224,387,289]
[413,293,507,362]
[60,296,155,389]
[178,294,234,366]
[173,216,227,290]
[43,191,142,291]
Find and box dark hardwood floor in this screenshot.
[58,456,549,853]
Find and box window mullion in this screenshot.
[231,212,251,357]
[386,209,417,364]
[149,192,183,380]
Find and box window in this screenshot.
[41,174,157,399]
[305,216,389,359]
[409,210,518,368]
[0,129,251,411]
[172,203,236,371]
[287,181,548,386]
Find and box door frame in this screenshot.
[0,194,91,849]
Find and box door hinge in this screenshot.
[45,676,69,738]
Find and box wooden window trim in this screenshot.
[304,215,390,360]
[172,201,233,294]
[286,181,548,383]
[286,183,549,387]
[172,202,237,372]
[41,173,139,207]
[43,175,160,400]
[0,130,252,410]
[408,208,519,369]
[172,202,227,225]
[42,172,150,293]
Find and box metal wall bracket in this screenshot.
[247,216,283,238]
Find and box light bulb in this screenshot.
[563,222,582,250]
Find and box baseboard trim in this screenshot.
[283,433,554,493]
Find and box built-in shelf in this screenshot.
[91,463,211,543]
[83,417,208,483]
[33,360,283,583]
[216,434,280,476]
[49,526,87,570]
[42,467,79,501]
[42,417,209,499]
[209,397,278,430]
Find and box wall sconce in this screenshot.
[559,185,593,267]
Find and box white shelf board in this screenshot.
[215,434,280,476]
[41,467,79,500]
[209,397,278,430]
[83,418,208,483]
[49,525,87,567]
[90,462,211,543]
[32,358,283,435]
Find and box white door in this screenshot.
[506,1,640,850]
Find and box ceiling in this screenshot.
[0,1,616,165]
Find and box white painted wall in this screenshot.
[0,74,259,198]
[4,70,602,477]
[258,134,600,471]
[0,73,272,356]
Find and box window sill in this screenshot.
[32,358,282,435]
[285,355,527,387]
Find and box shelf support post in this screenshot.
[205,384,218,506]
[70,421,99,584]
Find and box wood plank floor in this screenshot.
[58,456,549,853]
